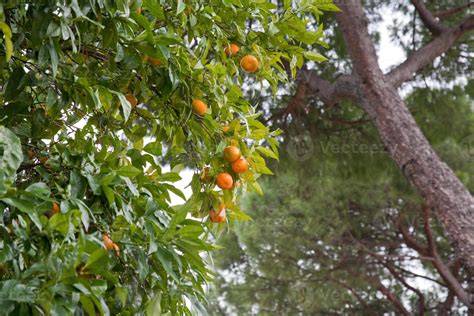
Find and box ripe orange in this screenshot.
[223,125,230,133]
[216,172,233,190]
[192,99,208,115]
[231,158,249,174]
[147,56,161,66]
[224,44,240,57]
[224,146,241,163]
[51,202,60,215]
[102,235,115,251]
[125,94,138,107]
[240,55,259,73]
[209,204,226,223]
[112,243,120,256]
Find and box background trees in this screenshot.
[0,1,334,314]
[210,1,474,314]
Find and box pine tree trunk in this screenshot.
[334,0,474,273]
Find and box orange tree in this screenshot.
[0,0,334,314]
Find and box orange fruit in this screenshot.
[113,243,120,256]
[223,146,241,163]
[216,172,233,190]
[223,125,230,133]
[240,55,259,73]
[209,204,226,223]
[39,156,49,164]
[192,99,208,115]
[231,158,249,174]
[147,56,161,66]
[102,235,115,251]
[125,94,138,107]
[51,202,60,215]
[224,44,240,57]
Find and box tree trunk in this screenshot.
[333,0,474,272]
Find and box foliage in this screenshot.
[0,0,334,314]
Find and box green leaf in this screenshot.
[49,39,59,77]
[145,292,162,316]
[116,165,142,178]
[176,0,186,14]
[160,172,181,182]
[250,181,264,195]
[84,248,109,270]
[256,146,279,160]
[116,287,128,307]
[103,186,115,206]
[0,198,42,230]
[144,141,162,155]
[303,51,328,63]
[110,90,131,122]
[80,295,96,316]
[3,67,27,102]
[155,245,179,282]
[144,0,165,20]
[0,126,23,182]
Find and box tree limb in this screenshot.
[387,14,474,87]
[438,259,462,315]
[410,0,447,35]
[383,261,426,316]
[434,2,474,19]
[369,278,410,316]
[422,206,472,307]
[294,69,357,107]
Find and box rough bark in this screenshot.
[331,0,474,280]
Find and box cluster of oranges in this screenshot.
[192,44,259,116]
[208,145,249,223]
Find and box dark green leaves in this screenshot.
[0,126,22,195]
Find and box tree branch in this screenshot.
[296,69,357,107]
[410,0,447,35]
[396,218,429,256]
[387,14,474,87]
[434,2,474,19]
[421,206,472,307]
[383,261,426,316]
[438,259,462,315]
[369,278,410,316]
